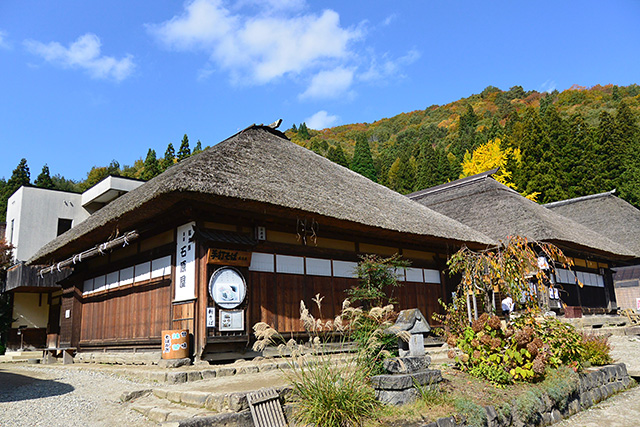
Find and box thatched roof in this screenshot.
[407,171,635,259]
[545,191,640,258]
[30,124,495,265]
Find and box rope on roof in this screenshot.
[38,230,140,276]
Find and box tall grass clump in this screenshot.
[253,295,408,427]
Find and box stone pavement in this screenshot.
[553,334,640,427]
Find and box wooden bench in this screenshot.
[620,309,640,325]
[42,347,76,365]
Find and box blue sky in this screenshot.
[1,0,639,181]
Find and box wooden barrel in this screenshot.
[161,329,189,359]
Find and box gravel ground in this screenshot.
[0,365,156,427]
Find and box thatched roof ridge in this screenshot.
[545,191,640,258]
[408,168,499,199]
[30,124,495,264]
[408,173,634,259]
[544,190,617,209]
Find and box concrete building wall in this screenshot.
[6,187,87,261]
[614,280,640,311]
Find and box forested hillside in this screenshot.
[1,84,639,223]
[289,84,640,207]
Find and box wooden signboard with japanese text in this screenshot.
[207,248,252,267]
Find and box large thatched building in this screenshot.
[545,191,640,310]
[29,123,495,361]
[408,170,635,312]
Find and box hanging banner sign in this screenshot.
[175,222,196,302]
[207,248,252,267]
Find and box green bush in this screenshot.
[536,318,585,368]
[451,313,549,385]
[450,314,611,386]
[454,397,487,427]
[581,332,613,366]
[514,389,544,425]
[540,366,579,410]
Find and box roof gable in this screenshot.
[546,191,640,258]
[409,173,634,259]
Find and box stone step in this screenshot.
[0,351,43,362]
[128,392,219,424]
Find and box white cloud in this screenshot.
[540,80,557,93]
[360,49,420,82]
[24,33,134,81]
[149,1,417,99]
[0,30,10,49]
[149,0,360,85]
[382,14,397,26]
[237,0,306,12]
[306,110,339,130]
[299,67,354,100]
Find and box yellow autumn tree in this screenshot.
[460,138,516,187]
[460,139,540,201]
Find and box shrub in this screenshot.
[581,332,613,366]
[450,313,551,385]
[454,397,487,427]
[540,366,579,410]
[537,318,585,368]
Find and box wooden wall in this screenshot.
[79,280,171,344]
[247,271,443,333]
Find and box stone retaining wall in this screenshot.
[425,363,631,427]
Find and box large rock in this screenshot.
[383,355,431,374]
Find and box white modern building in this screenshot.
[4,176,144,350]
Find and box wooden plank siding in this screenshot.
[244,272,443,334]
[79,281,171,344]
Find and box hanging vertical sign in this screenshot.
[175,222,196,302]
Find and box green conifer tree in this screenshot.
[177,134,191,161]
[193,140,203,155]
[141,149,160,180]
[351,134,377,182]
[327,144,349,168]
[415,141,438,190]
[617,102,640,206]
[0,158,30,221]
[298,123,311,140]
[161,143,175,171]
[35,164,55,189]
[388,156,415,194]
[593,111,625,193]
[563,114,596,197]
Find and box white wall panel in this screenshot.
[276,255,305,275]
[424,269,441,284]
[249,253,275,272]
[333,260,357,278]
[405,268,424,283]
[306,257,332,277]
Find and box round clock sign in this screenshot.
[208,267,246,309]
